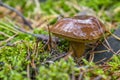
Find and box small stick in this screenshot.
[42,53,67,65]
[0,1,33,29]
[93,76,103,80]
[110,31,120,41]
[27,64,31,80]
[14,25,59,43]
[103,38,116,54]
[23,41,31,80]
[89,41,100,62]
[78,72,83,80]
[0,31,11,37]
[116,49,120,54]
[0,34,17,46]
[93,50,110,54]
[95,58,106,64]
[42,24,53,51]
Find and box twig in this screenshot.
[111,33,120,41]
[45,24,53,51]
[0,34,18,46]
[14,25,59,43]
[65,1,81,11]
[78,72,83,80]
[103,38,116,54]
[0,40,22,49]
[93,76,103,80]
[88,41,100,62]
[27,64,31,80]
[0,22,18,34]
[116,49,120,54]
[26,43,31,80]
[48,24,52,46]
[50,53,67,61]
[0,1,33,29]
[34,0,41,14]
[42,53,67,65]
[71,70,75,80]
[4,17,59,44]
[95,58,107,64]
[93,50,110,54]
[40,24,53,51]
[0,31,11,37]
[30,40,39,78]
[20,41,31,80]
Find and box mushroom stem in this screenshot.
[70,41,85,58]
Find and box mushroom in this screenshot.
[50,15,106,59]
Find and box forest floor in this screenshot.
[0,0,120,80]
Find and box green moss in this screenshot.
[36,57,78,80]
[0,0,120,79]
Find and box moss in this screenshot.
[0,0,120,79]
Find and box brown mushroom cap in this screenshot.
[50,15,105,42]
